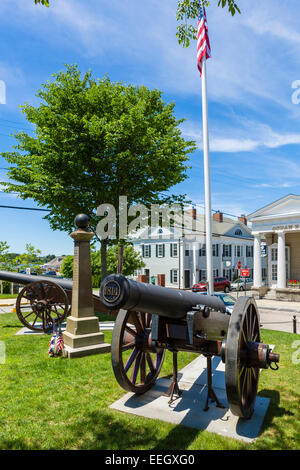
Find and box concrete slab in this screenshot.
[15,321,115,336]
[110,354,272,443]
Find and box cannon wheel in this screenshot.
[225,296,260,419]
[111,309,165,394]
[16,280,69,333]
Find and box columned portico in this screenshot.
[253,234,262,287]
[248,194,300,300]
[277,231,286,289]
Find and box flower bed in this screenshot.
[287,280,300,288]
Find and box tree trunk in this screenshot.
[101,239,108,281]
[117,243,124,274]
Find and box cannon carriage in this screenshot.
[0,270,116,333]
[100,274,280,419]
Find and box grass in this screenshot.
[0,311,299,450]
[0,294,18,299]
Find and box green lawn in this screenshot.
[0,294,18,299]
[0,311,299,450]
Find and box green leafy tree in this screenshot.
[16,244,42,273]
[33,0,240,47]
[177,1,240,47]
[61,245,145,287]
[34,0,49,5]
[61,255,74,279]
[0,241,11,271]
[1,65,195,281]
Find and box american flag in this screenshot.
[197,1,211,77]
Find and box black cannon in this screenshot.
[0,270,117,333]
[100,274,280,419]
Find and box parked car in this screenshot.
[192,277,231,293]
[231,278,253,291]
[202,292,236,315]
[43,271,57,276]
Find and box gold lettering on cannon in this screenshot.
[103,281,120,302]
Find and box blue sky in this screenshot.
[0,0,300,255]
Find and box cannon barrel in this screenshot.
[99,274,226,319]
[0,270,73,291]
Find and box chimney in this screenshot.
[187,207,197,220]
[238,214,247,226]
[213,211,223,223]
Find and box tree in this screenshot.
[61,255,73,279]
[61,245,145,287]
[1,65,195,281]
[34,0,49,5]
[176,1,240,47]
[0,241,10,271]
[33,1,241,47]
[16,243,42,273]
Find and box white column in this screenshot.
[253,234,262,287]
[277,232,286,289]
[179,238,185,289]
[193,243,197,284]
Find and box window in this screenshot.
[235,229,243,236]
[143,245,151,258]
[170,243,178,257]
[185,249,190,257]
[212,244,219,257]
[170,269,178,283]
[156,244,165,258]
[271,248,278,262]
[199,244,206,256]
[235,245,243,257]
[213,269,219,277]
[246,246,253,257]
[223,245,231,257]
[199,269,206,281]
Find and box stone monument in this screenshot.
[63,214,110,358]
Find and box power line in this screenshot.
[0,204,49,212]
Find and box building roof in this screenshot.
[247,194,300,221]
[128,211,252,241]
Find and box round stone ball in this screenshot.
[74,213,89,229]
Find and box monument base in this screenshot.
[63,342,111,358]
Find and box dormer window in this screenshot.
[235,229,242,236]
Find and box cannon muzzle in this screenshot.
[99,274,226,319]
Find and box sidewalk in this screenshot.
[231,291,300,313]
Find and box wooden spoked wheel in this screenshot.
[225,296,261,419]
[111,309,165,394]
[16,280,69,333]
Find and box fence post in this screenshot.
[293,315,297,334]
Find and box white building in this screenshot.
[248,194,300,300]
[40,256,66,273]
[130,209,259,288]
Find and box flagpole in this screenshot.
[201,56,214,295]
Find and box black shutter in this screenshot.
[142,245,145,257]
[170,244,173,257]
[162,244,165,257]
[149,245,151,257]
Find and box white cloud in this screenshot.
[181,119,300,153]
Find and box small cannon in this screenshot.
[0,270,116,333]
[100,274,280,419]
